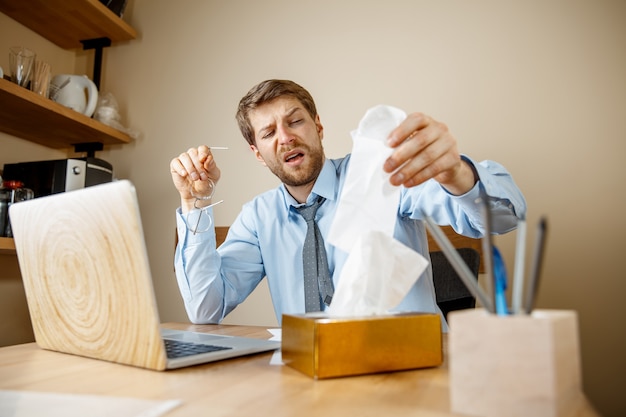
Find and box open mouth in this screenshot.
[284,151,305,164]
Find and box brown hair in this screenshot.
[236,79,318,146]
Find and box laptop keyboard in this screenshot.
[164,338,232,359]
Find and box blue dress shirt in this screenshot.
[174,155,526,325]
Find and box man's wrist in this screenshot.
[440,159,478,196]
[181,197,214,213]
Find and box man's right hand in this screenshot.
[170,145,222,212]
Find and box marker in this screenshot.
[424,216,494,314]
[511,218,527,314]
[523,217,548,314]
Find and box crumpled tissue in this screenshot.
[327,230,429,317]
[327,105,429,317]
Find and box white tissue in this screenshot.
[328,105,407,253]
[326,105,429,317]
[327,231,428,317]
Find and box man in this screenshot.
[170,79,526,325]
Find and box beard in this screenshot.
[265,142,325,187]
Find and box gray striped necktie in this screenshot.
[296,197,334,312]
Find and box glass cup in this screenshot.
[9,46,36,88]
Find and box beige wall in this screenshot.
[1,1,624,415]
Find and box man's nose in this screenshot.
[277,125,295,145]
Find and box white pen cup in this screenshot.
[448,309,584,417]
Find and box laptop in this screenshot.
[9,180,279,371]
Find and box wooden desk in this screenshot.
[0,323,600,417]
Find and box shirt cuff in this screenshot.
[176,207,217,247]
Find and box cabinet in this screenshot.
[0,0,138,254]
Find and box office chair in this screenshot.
[426,226,483,320]
[196,226,482,319]
[430,248,481,320]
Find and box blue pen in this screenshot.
[492,246,510,315]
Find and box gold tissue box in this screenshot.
[281,312,442,379]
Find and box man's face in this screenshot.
[249,96,325,189]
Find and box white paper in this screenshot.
[267,328,283,365]
[267,328,282,341]
[0,390,181,417]
[327,104,407,253]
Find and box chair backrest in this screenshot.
[214,225,483,258]
[426,226,483,319]
[426,226,484,274]
[216,226,229,247]
[430,247,481,319]
[214,225,482,318]
[207,226,484,318]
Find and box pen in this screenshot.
[511,217,527,314]
[478,187,497,314]
[523,216,548,314]
[492,245,509,315]
[424,216,494,313]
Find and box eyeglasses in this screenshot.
[185,178,224,234]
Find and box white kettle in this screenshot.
[50,74,98,117]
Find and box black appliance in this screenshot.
[2,158,113,198]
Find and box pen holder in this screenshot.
[448,309,583,417]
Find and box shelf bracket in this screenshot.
[74,142,104,158]
[80,37,112,90]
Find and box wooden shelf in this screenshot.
[0,237,16,255]
[0,0,136,149]
[0,0,136,256]
[0,0,137,49]
[0,78,132,148]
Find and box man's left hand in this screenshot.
[383,112,476,195]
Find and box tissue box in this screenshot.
[449,309,583,417]
[281,312,442,379]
